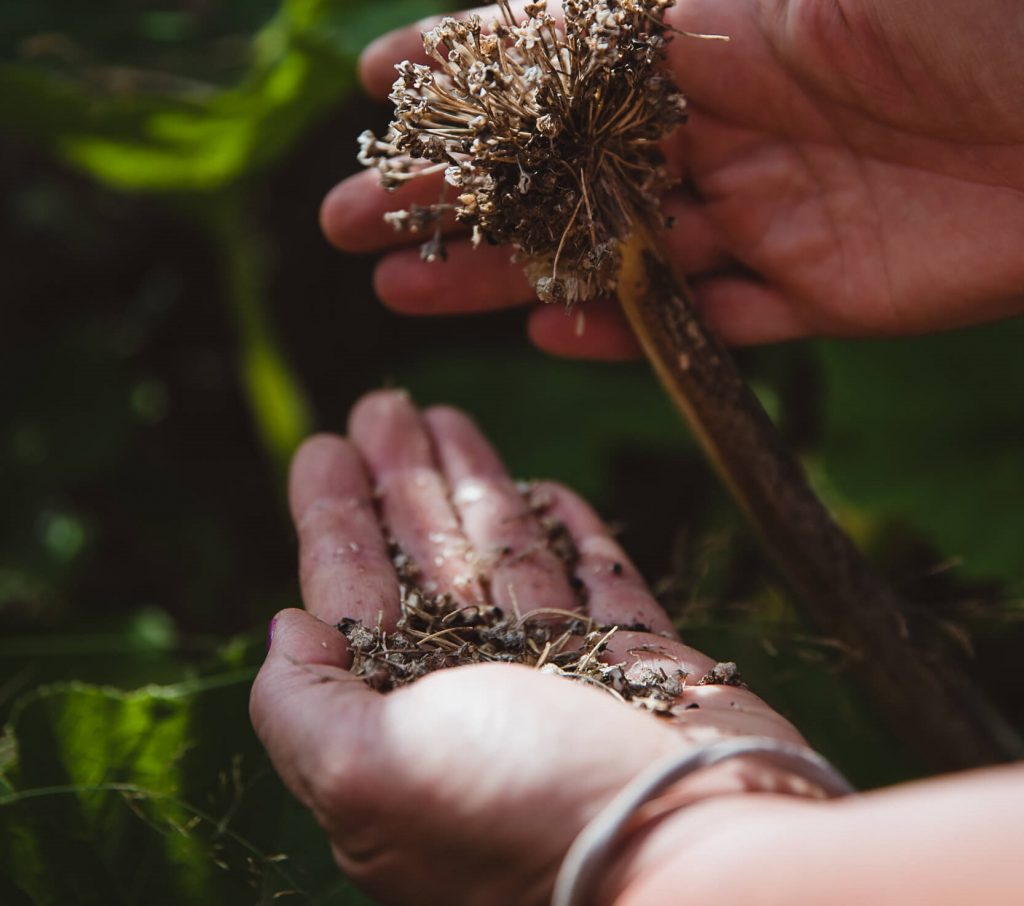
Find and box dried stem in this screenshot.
[617,224,1024,770]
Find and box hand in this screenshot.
[250,390,811,905]
[321,0,1024,355]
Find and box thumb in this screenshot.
[250,609,380,812]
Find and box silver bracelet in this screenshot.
[551,736,855,906]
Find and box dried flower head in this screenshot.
[359,0,688,305]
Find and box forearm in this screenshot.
[603,764,1024,905]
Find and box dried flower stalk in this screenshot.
[359,0,684,304]
[358,0,1021,769]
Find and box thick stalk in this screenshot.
[616,227,1023,771]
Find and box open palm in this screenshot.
[322,0,1024,355]
[250,392,808,905]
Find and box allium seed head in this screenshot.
[360,0,687,305]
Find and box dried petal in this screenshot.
[359,0,686,306]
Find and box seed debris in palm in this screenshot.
[337,547,689,714]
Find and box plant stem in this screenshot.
[204,192,314,474]
[616,226,1023,771]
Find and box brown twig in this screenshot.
[616,226,1024,770]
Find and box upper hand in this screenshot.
[321,0,1024,355]
[250,390,810,905]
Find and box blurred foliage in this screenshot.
[1,0,1023,903]
[0,650,372,905]
[819,324,1024,583]
[0,0,438,193]
[2,0,451,472]
[398,351,693,498]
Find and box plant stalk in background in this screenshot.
[359,0,1022,768]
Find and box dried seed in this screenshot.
[338,541,701,712]
[359,0,686,306]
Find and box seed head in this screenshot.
[359,0,688,305]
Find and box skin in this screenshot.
[250,390,814,906]
[254,2,1024,901]
[321,0,1024,355]
[252,392,1024,906]
[601,765,1024,905]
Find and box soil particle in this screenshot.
[338,484,698,711]
[337,550,689,713]
[697,662,747,688]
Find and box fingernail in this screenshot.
[266,615,279,651]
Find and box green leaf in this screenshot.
[0,672,372,905]
[0,0,448,194]
[816,319,1024,584]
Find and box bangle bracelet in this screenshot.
[551,736,855,906]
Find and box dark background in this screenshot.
[2,2,1023,903]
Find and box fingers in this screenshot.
[424,406,578,614]
[374,240,533,315]
[530,274,814,355]
[530,479,803,737]
[360,2,556,99]
[344,192,809,348]
[530,481,678,636]
[661,192,732,276]
[528,298,641,360]
[359,16,437,99]
[667,683,808,746]
[324,164,759,355]
[518,481,797,735]
[321,168,458,254]
[349,390,487,606]
[289,435,401,628]
[250,609,379,811]
[344,0,816,357]
[524,191,749,356]
[694,278,812,346]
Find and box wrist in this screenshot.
[554,738,852,906]
[570,743,850,906]
[598,788,825,906]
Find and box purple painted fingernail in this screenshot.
[266,615,279,650]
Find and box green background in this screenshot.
[1,1,1022,902]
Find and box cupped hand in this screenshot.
[321,0,1024,356]
[250,390,809,905]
